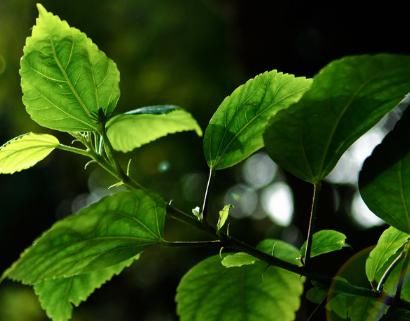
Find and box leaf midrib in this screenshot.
[213,78,308,168]
[49,38,95,127]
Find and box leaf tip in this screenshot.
[36,3,47,17]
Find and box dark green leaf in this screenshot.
[3,191,165,284]
[34,257,137,321]
[300,230,347,259]
[359,109,410,233]
[107,105,202,152]
[20,4,120,131]
[366,226,409,284]
[204,70,311,170]
[0,133,59,174]
[264,54,410,183]
[177,254,303,321]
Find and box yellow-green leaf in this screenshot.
[21,4,120,131]
[107,105,202,153]
[0,133,59,174]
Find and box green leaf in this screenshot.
[204,70,312,170]
[177,258,303,320]
[300,230,347,259]
[327,294,387,321]
[216,204,232,231]
[221,252,255,268]
[20,4,120,132]
[264,54,410,183]
[257,239,302,266]
[177,239,303,321]
[34,257,137,321]
[3,190,165,284]
[306,286,327,304]
[380,254,410,303]
[366,227,409,284]
[106,105,202,153]
[359,109,410,233]
[0,133,59,174]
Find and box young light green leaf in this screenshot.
[300,230,347,259]
[204,70,312,170]
[106,105,202,153]
[3,190,165,284]
[176,254,303,321]
[264,54,410,183]
[0,133,59,174]
[34,257,137,321]
[257,239,302,266]
[359,109,410,233]
[221,252,255,268]
[366,227,409,284]
[20,4,120,132]
[191,206,201,221]
[216,204,232,231]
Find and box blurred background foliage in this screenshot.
[1,0,410,320]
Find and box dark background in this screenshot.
[1,1,409,320]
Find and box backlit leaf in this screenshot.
[20,4,120,131]
[366,226,409,284]
[300,230,347,259]
[0,133,59,174]
[264,54,410,183]
[106,105,202,153]
[176,239,304,321]
[360,109,410,233]
[34,257,137,321]
[204,70,311,170]
[3,191,165,284]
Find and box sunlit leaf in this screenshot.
[366,227,409,285]
[216,204,232,231]
[264,54,410,183]
[300,230,347,259]
[257,239,302,266]
[176,240,304,321]
[3,191,165,284]
[221,252,255,268]
[204,70,312,170]
[359,109,410,233]
[107,105,202,152]
[0,133,59,174]
[20,4,120,131]
[34,257,137,321]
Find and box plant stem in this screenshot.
[303,182,322,270]
[86,137,410,309]
[395,242,410,302]
[201,167,214,222]
[57,144,91,158]
[162,240,222,248]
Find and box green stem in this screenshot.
[201,168,214,222]
[84,132,410,309]
[303,182,322,270]
[57,144,91,158]
[162,240,222,248]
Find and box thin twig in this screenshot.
[304,182,322,270]
[201,167,214,222]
